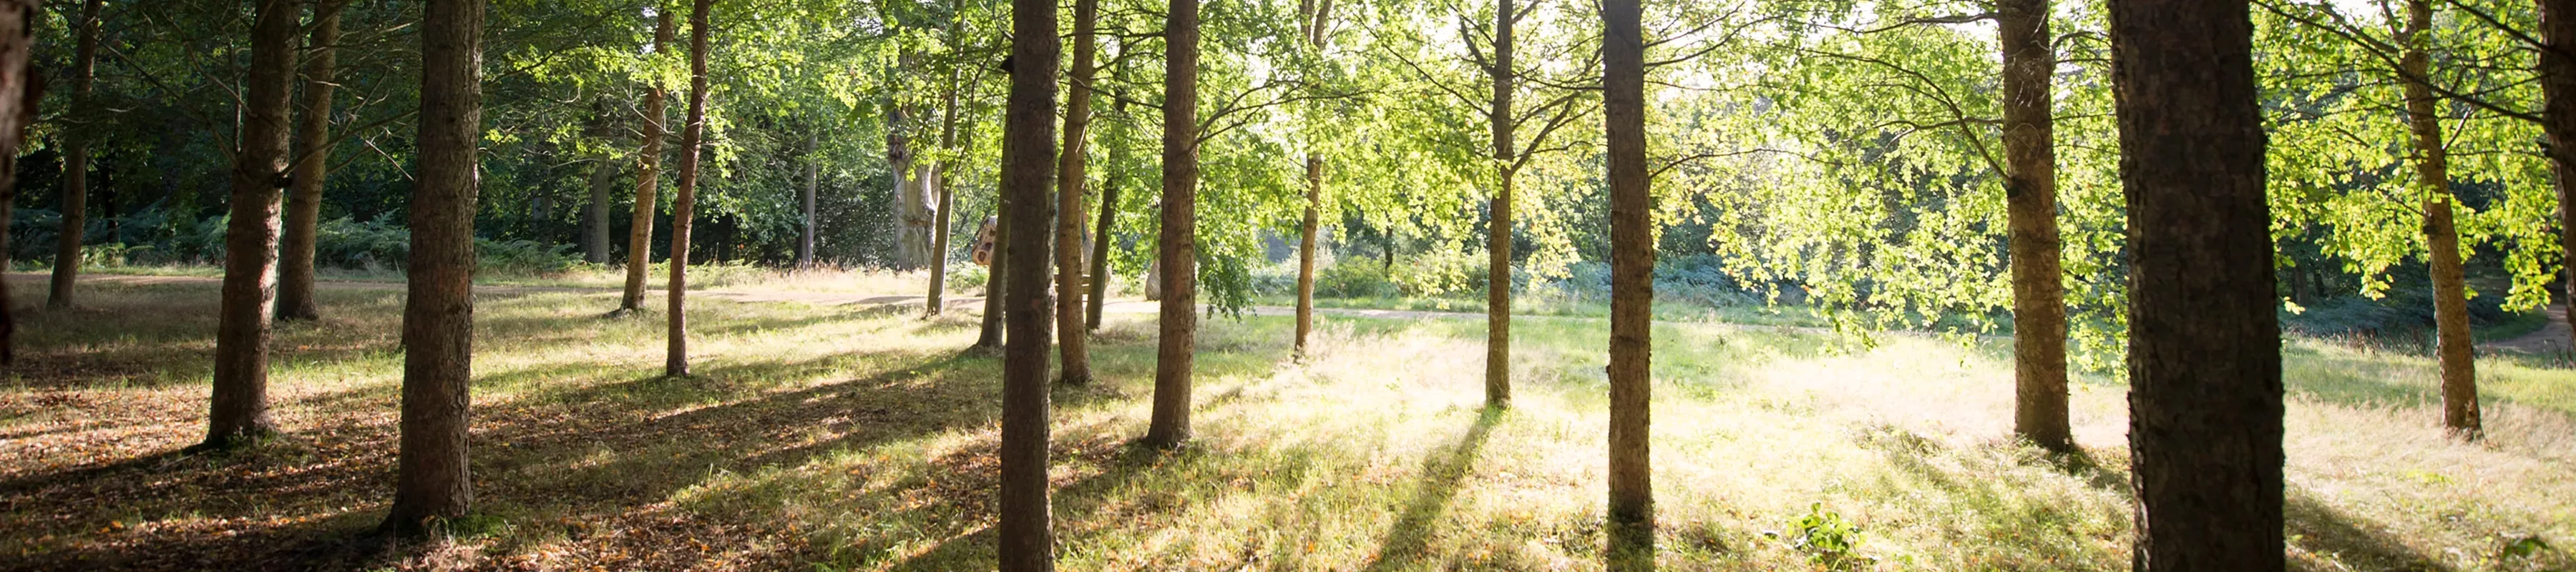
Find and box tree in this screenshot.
[997,0,1062,563]
[382,0,483,536]
[799,132,818,267]
[2396,0,2481,438]
[1085,128,1118,330]
[1291,0,1332,358]
[1601,0,1654,553]
[276,0,343,321]
[46,0,102,310]
[620,8,675,315]
[203,0,302,450]
[1143,0,1201,448]
[1053,0,1101,385]
[2547,0,2576,358]
[2109,0,2285,566]
[1999,0,2072,452]
[666,0,713,378]
[0,0,36,365]
[581,99,618,265]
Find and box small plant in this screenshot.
[1767,503,1873,571]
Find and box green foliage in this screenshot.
[1770,502,1873,570]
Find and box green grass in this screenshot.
[3,276,2571,571]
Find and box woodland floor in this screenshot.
[2,272,2573,571]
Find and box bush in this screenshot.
[475,238,579,276]
[1316,260,1400,298]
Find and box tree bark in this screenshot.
[1295,154,1320,357]
[927,49,963,317]
[665,0,711,378]
[621,9,675,314]
[0,0,41,365]
[2107,0,2285,567]
[2400,0,2480,439]
[997,0,1061,563]
[204,0,301,449]
[381,0,481,535]
[276,1,340,320]
[47,0,102,310]
[2543,0,2576,355]
[1999,0,2071,452]
[582,100,616,265]
[798,132,818,267]
[1601,0,1652,537]
[1485,0,1518,408]
[977,217,1010,350]
[1053,0,1098,385]
[1143,0,1200,448]
[1087,173,1116,330]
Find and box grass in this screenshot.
[2,275,2571,571]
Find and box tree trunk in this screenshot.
[1087,172,1116,330]
[2107,0,2285,568]
[204,0,301,449]
[1144,255,1163,300]
[928,56,964,316]
[1054,0,1098,385]
[1601,0,1652,539]
[0,0,41,365]
[47,0,102,310]
[998,0,1061,563]
[1143,0,1201,448]
[620,10,675,313]
[1999,0,2071,452]
[2543,0,2576,355]
[666,0,711,378]
[2400,0,2479,439]
[1295,154,1320,357]
[582,100,615,265]
[798,132,818,267]
[276,1,339,320]
[977,217,1010,350]
[381,0,481,535]
[1485,0,1516,408]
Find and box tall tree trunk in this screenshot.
[1603,0,1652,534]
[275,1,339,320]
[977,217,1010,349]
[381,0,481,535]
[666,0,711,378]
[620,10,675,314]
[1054,0,1098,385]
[0,0,40,365]
[2543,0,2576,355]
[204,0,300,449]
[2401,0,2480,439]
[1999,0,2071,452]
[47,0,102,310]
[798,132,818,267]
[2107,0,2285,568]
[1087,169,1116,330]
[1484,0,1518,408]
[997,0,1061,563]
[1294,154,1320,356]
[581,100,615,265]
[1143,0,1201,448]
[927,52,963,316]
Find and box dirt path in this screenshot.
[2485,305,2572,354]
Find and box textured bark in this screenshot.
[582,101,615,265]
[1053,0,1097,385]
[1484,0,1518,408]
[381,0,480,534]
[47,0,102,310]
[1143,0,1200,448]
[927,61,963,316]
[621,10,674,313]
[1999,0,2071,452]
[1294,155,1320,357]
[890,97,939,270]
[2545,0,2576,355]
[1603,0,1652,532]
[205,0,301,449]
[666,0,711,378]
[1086,174,1116,330]
[2107,0,2285,568]
[276,1,339,320]
[2400,0,2480,439]
[977,217,1010,350]
[798,132,818,267]
[997,0,1061,563]
[0,0,39,365]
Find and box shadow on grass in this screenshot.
[2285,492,2453,572]
[1361,407,1503,572]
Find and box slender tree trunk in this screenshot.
[928,58,963,316]
[381,0,481,535]
[620,10,675,314]
[1999,0,2071,452]
[1144,256,1162,300]
[2543,0,2576,355]
[1603,0,1654,561]
[798,132,818,267]
[582,101,615,265]
[1294,154,1320,356]
[0,0,39,365]
[666,0,711,378]
[1087,172,1116,330]
[1484,0,1517,408]
[997,0,1061,563]
[977,218,1010,349]
[2107,0,2285,568]
[204,0,301,449]
[1143,0,1201,448]
[2400,0,2480,439]
[1053,0,1098,385]
[276,1,339,320]
[47,0,102,310]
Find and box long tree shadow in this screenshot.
[2283,492,2453,572]
[1361,407,1503,572]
